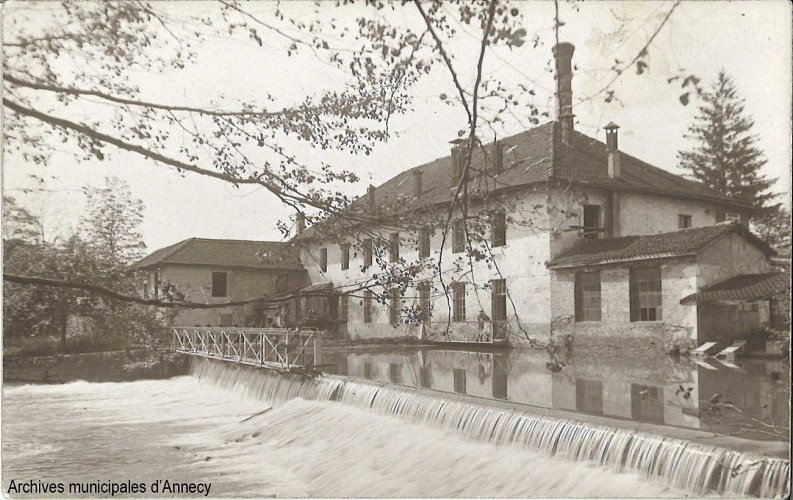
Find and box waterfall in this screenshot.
[190,358,790,498]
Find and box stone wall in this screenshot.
[550,258,699,355]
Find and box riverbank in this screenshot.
[3,350,190,384]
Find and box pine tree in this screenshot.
[678,71,776,210]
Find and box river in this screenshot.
[2,347,789,497]
[4,376,687,498]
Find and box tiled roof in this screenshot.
[298,121,755,240]
[132,238,304,270]
[548,223,773,269]
[681,272,790,304]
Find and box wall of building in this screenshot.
[618,192,718,235]
[550,257,699,354]
[547,187,727,260]
[148,264,305,326]
[299,191,556,342]
[696,232,773,287]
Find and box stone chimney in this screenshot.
[295,212,305,235]
[605,122,621,178]
[553,42,575,143]
[367,184,376,209]
[412,169,423,198]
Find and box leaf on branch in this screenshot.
[679,92,690,106]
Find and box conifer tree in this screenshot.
[678,71,776,210]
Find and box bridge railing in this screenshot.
[425,321,508,344]
[172,327,322,370]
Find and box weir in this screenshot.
[190,357,790,498]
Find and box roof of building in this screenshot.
[548,222,774,269]
[298,121,756,240]
[681,272,789,304]
[132,238,304,270]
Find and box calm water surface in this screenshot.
[321,347,790,442]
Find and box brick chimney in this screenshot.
[605,122,621,178]
[295,212,305,235]
[553,42,575,143]
[412,169,423,197]
[367,184,376,209]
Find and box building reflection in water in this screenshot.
[321,347,789,441]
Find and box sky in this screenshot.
[2,1,791,253]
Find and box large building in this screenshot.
[135,42,784,354]
[293,42,783,353]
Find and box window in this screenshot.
[419,227,431,259]
[388,363,402,384]
[491,279,507,322]
[583,205,601,239]
[726,212,741,223]
[153,272,160,299]
[364,290,373,323]
[275,273,288,294]
[389,288,401,326]
[212,271,228,297]
[143,283,149,300]
[452,282,466,322]
[419,284,431,323]
[363,362,373,379]
[363,238,373,268]
[491,210,506,247]
[220,313,234,327]
[389,232,400,262]
[575,271,602,322]
[419,366,432,388]
[575,379,604,415]
[452,220,465,253]
[319,248,328,272]
[338,292,349,320]
[341,244,350,270]
[678,214,692,229]
[630,267,662,321]
[453,368,467,394]
[451,146,467,185]
[492,360,508,399]
[492,142,504,173]
[631,384,664,424]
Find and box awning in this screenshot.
[680,272,789,305]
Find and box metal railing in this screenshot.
[172,327,322,370]
[425,321,508,344]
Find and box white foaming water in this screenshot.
[182,397,686,498]
[190,358,790,498]
[3,360,788,498]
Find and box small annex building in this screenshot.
[132,238,306,327]
[548,222,781,351]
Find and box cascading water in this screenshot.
[191,357,791,498]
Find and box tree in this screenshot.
[80,177,146,265]
[752,207,791,253]
[678,71,776,210]
[3,1,682,350]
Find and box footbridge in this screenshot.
[172,327,323,371]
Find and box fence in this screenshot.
[172,327,322,370]
[425,321,509,345]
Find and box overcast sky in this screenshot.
[3,1,791,252]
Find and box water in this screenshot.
[5,377,685,498]
[319,347,790,441]
[3,348,790,498]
